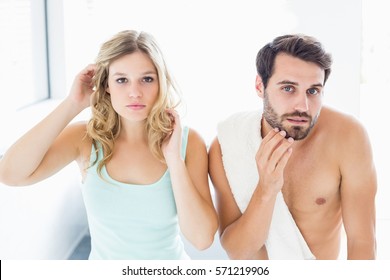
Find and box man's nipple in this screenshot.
[315,197,326,205]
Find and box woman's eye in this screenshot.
[307,88,319,95]
[116,78,127,84]
[142,76,154,83]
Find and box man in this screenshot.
[208,34,377,260]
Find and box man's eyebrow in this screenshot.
[311,83,324,88]
[277,80,299,86]
[277,80,323,87]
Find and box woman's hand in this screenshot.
[67,64,96,111]
[162,109,183,166]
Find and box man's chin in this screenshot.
[286,127,310,140]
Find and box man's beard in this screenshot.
[263,92,319,140]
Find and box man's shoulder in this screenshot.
[319,106,369,153]
[217,110,262,156]
[320,106,365,133]
[218,110,262,131]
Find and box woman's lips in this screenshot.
[126,104,146,110]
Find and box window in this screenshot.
[0,0,49,113]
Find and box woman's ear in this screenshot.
[255,75,265,98]
[106,86,110,94]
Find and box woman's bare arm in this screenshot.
[0,65,95,186]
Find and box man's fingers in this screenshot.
[262,127,280,143]
[268,137,294,169]
[274,147,293,176]
[257,129,290,166]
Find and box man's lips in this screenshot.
[286,117,309,124]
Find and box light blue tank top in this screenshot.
[81,127,190,260]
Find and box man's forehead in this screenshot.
[272,54,325,85]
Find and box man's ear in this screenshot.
[255,75,265,98]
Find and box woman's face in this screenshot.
[106,51,159,123]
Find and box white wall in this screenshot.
[59,0,362,146]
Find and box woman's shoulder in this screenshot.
[184,127,208,160]
[65,121,90,141]
[186,127,206,147]
[66,121,93,156]
[183,127,208,166]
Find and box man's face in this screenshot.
[258,53,325,140]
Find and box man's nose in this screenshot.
[294,92,309,112]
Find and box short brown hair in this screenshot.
[256,34,332,88]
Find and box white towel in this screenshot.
[217,110,316,260]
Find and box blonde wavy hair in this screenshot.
[87,30,180,177]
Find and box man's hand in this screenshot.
[255,128,294,196]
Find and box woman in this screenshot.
[0,30,218,259]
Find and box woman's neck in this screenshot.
[118,119,148,143]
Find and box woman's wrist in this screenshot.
[62,97,87,117]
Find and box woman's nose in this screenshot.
[128,83,142,98]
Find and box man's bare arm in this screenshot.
[340,118,377,259]
[208,129,293,259]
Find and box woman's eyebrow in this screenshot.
[111,71,157,76]
[111,72,127,77]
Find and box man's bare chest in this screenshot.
[281,149,341,213]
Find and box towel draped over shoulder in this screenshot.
[217,110,316,260]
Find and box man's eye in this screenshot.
[143,76,154,83]
[307,88,319,95]
[283,86,294,92]
[116,78,127,84]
